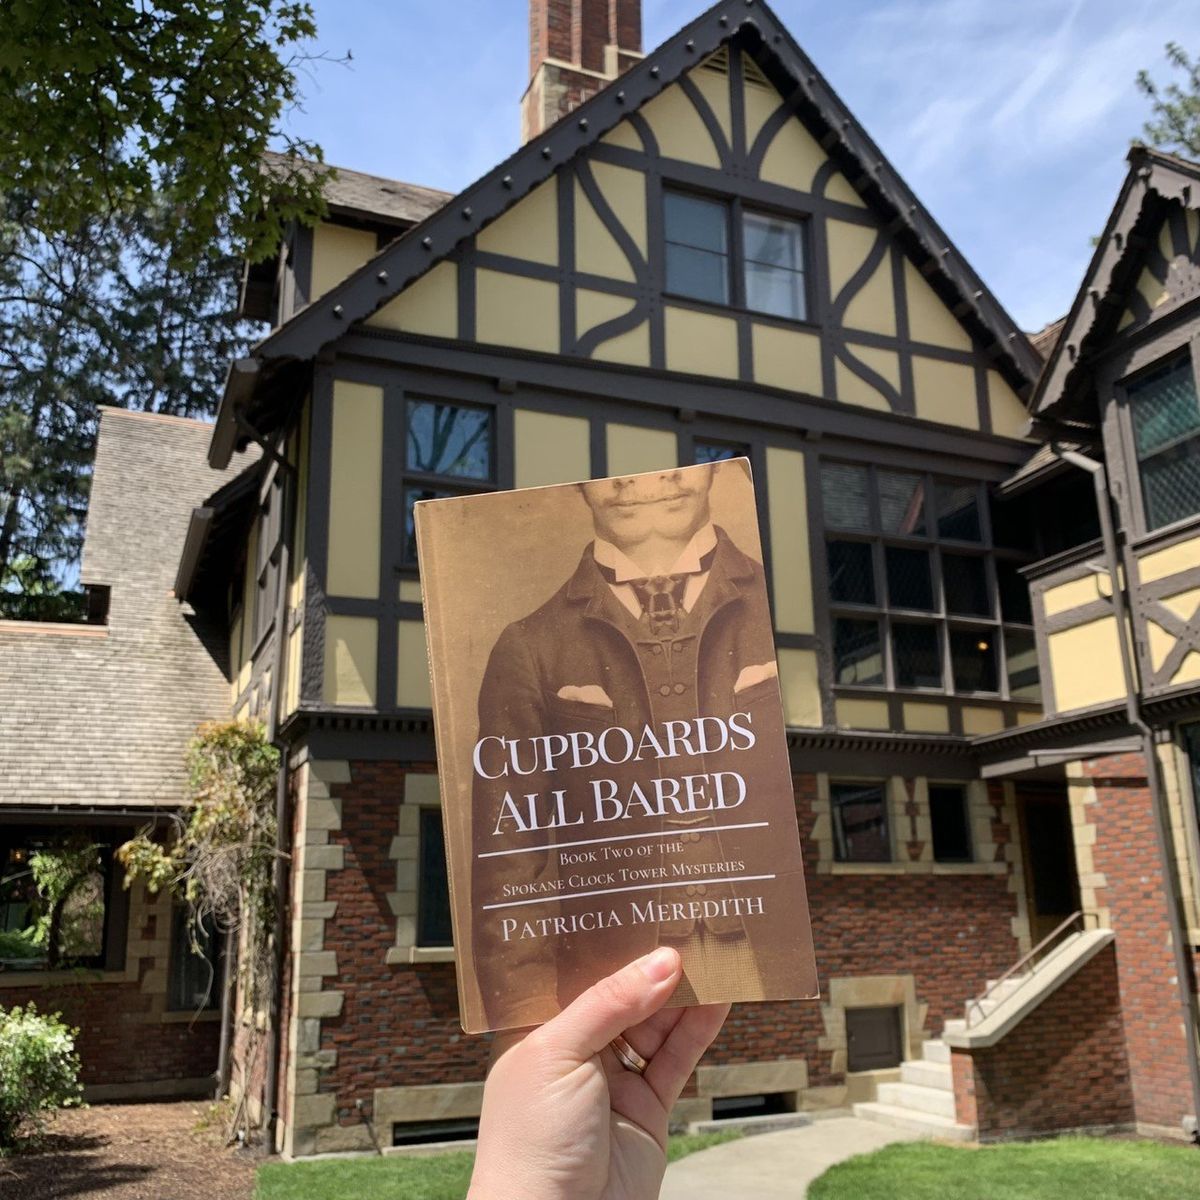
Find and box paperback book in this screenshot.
[415,458,817,1033]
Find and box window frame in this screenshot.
[662,186,812,325]
[928,782,973,864]
[1115,347,1200,537]
[167,905,225,1013]
[820,459,1037,702]
[399,396,498,570]
[829,779,892,863]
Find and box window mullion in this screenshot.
[730,197,744,308]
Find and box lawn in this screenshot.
[808,1136,1200,1199]
[254,1131,740,1200]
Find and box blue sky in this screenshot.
[284,0,1198,333]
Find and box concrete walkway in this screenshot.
[661,1116,922,1199]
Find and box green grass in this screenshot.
[255,1130,740,1199]
[808,1136,1200,1200]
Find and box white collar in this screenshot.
[592,523,717,582]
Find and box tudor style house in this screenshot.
[2,0,1197,1154]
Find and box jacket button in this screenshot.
[673,682,687,694]
[695,885,707,896]
[686,885,699,896]
[659,684,672,696]
[684,832,701,843]
[651,644,663,655]
[673,643,685,653]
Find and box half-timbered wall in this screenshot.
[356,51,1028,437]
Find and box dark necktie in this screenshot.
[596,546,717,634]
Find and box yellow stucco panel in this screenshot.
[742,63,779,150]
[577,288,636,340]
[778,648,822,728]
[903,702,951,733]
[904,260,974,351]
[765,446,813,634]
[311,222,377,301]
[475,270,559,355]
[284,625,302,718]
[752,322,822,394]
[961,706,1005,735]
[1147,618,1176,672]
[988,370,1029,439]
[639,79,721,168]
[514,409,591,488]
[664,305,739,379]
[834,358,891,413]
[827,221,878,300]
[396,620,432,708]
[476,178,558,265]
[327,380,383,599]
[606,422,676,476]
[601,120,643,151]
[759,113,828,194]
[323,615,378,707]
[912,356,978,429]
[575,179,635,282]
[366,261,458,339]
[691,64,732,147]
[1172,650,1200,686]
[1138,535,1200,584]
[843,257,897,337]
[585,162,647,258]
[1042,572,1109,617]
[398,578,423,603]
[824,172,866,207]
[591,318,651,366]
[836,698,890,730]
[1160,587,1200,623]
[1135,263,1170,312]
[1047,617,1127,713]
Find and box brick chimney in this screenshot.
[522,1,643,142]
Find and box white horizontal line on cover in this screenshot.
[481,874,777,911]
[476,822,770,859]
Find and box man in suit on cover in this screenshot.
[472,460,795,1029]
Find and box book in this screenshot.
[415,458,818,1033]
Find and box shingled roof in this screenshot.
[0,409,254,813]
[262,150,451,229]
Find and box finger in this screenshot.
[537,946,682,1063]
[644,1002,730,1111]
[619,1003,687,1062]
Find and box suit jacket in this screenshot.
[471,527,790,1027]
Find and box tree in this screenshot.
[0,0,331,268]
[0,2,335,613]
[1137,43,1200,158]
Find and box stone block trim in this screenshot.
[950,942,1134,1140]
[281,759,347,1160]
[819,975,929,1079]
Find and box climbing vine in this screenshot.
[118,719,280,1141]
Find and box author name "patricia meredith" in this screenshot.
[499,894,766,942]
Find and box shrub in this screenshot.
[0,1004,83,1150]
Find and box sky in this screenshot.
[283,0,1199,334]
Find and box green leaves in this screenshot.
[1137,43,1200,158]
[0,1003,83,1150]
[0,0,331,267]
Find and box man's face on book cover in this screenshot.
[579,465,714,553]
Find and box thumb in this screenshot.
[538,947,682,1062]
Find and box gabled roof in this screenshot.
[1033,145,1200,421]
[211,0,1040,467]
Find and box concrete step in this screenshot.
[921,1039,950,1064]
[901,1059,953,1091]
[942,1018,967,1036]
[688,1112,811,1137]
[876,1081,957,1119]
[852,1101,974,1142]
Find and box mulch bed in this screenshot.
[1,1101,263,1200]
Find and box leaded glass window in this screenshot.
[1126,353,1200,531]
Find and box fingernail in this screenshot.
[638,946,678,984]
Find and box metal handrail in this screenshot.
[965,910,1098,1026]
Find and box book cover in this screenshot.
[415,458,818,1033]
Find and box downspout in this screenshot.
[1053,444,1200,1139]
[262,442,297,1152]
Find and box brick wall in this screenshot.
[298,763,1019,1130]
[0,892,219,1094]
[950,942,1135,1140]
[1075,752,1196,1131]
